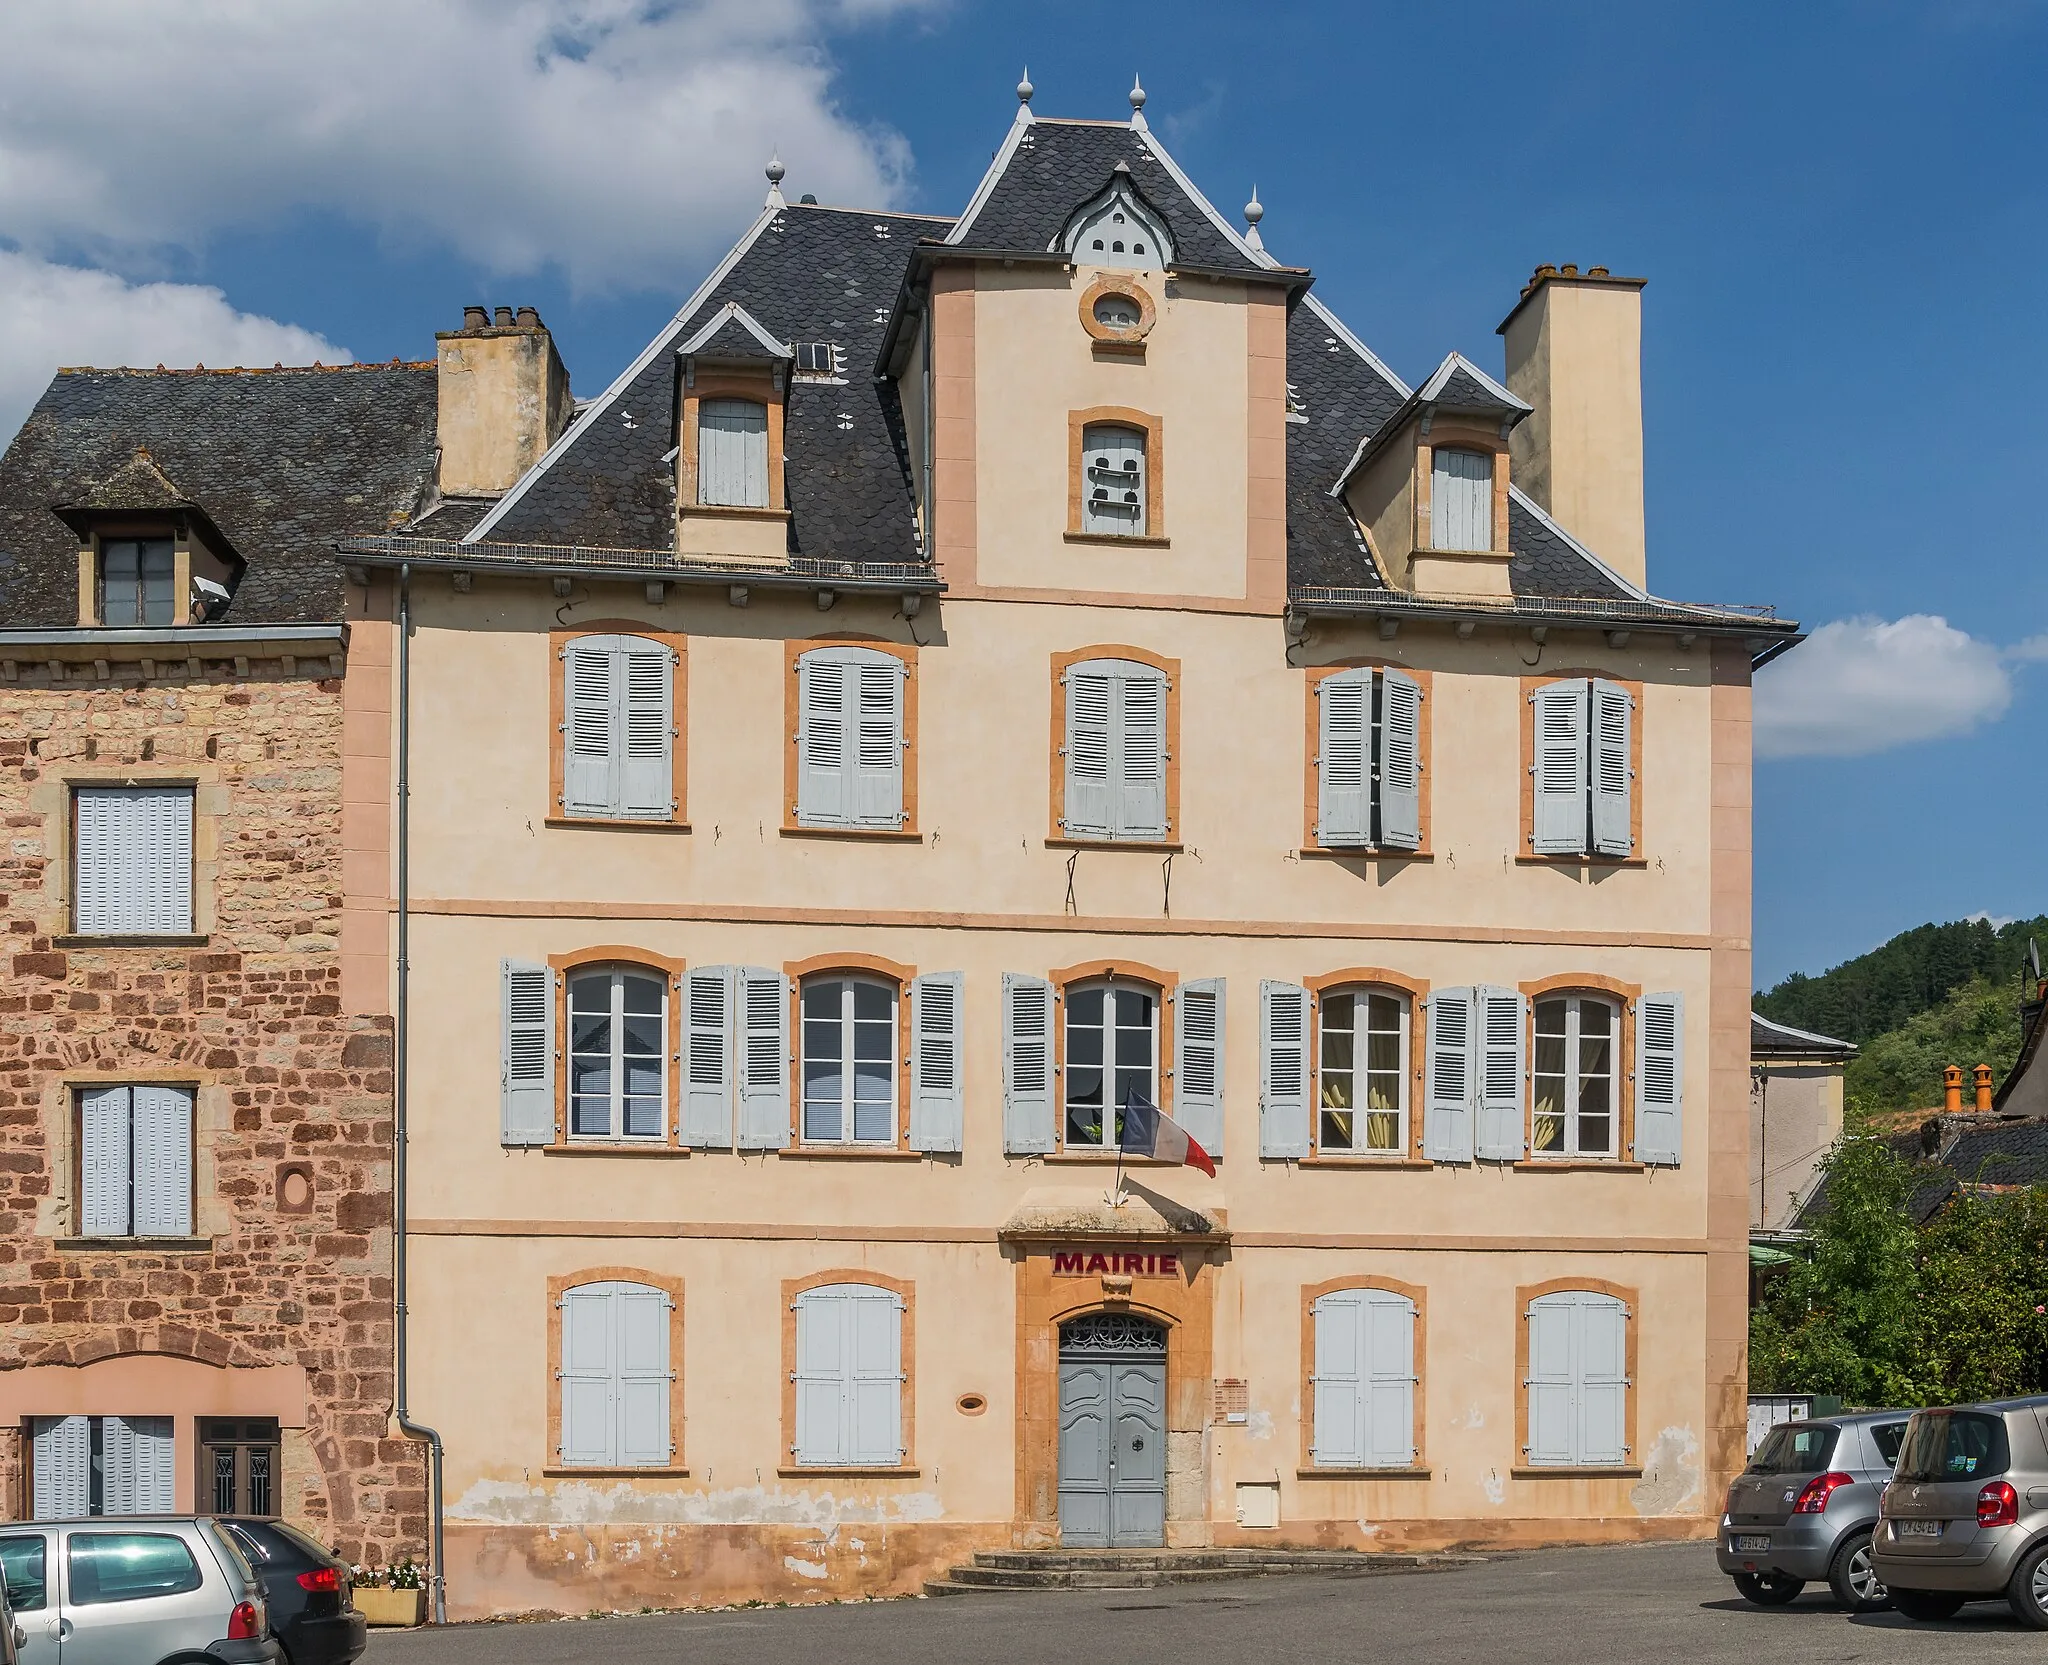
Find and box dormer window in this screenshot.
[99,538,176,627]
[697,398,770,508]
[1429,447,1493,551]
[793,342,844,377]
[1061,179,1175,272]
[1081,424,1147,537]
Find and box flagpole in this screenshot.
[1110,1084,1128,1208]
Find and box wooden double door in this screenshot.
[1057,1314,1167,1548]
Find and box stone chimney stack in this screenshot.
[436,305,573,498]
[1498,264,1648,590]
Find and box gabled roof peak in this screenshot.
[1416,351,1530,413]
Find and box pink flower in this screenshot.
[2035,1305,2045,1315]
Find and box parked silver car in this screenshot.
[1875,1395,2048,1626]
[1718,1409,1912,1611]
[0,1516,281,1664]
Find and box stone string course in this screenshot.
[0,672,419,1564]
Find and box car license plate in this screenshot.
[1896,1519,1941,1539]
[1734,1534,1770,1552]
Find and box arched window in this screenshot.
[1064,978,1158,1149]
[1532,993,1618,1157]
[1523,1288,1629,1468]
[1080,423,1147,536]
[558,1279,674,1468]
[697,397,769,507]
[567,965,667,1140]
[792,1281,905,1467]
[1064,188,1174,272]
[1316,988,1410,1156]
[1309,1286,1418,1469]
[1429,446,1493,550]
[801,973,898,1144]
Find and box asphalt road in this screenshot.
[367,1542,2048,1664]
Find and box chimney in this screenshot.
[435,305,573,497]
[1944,1064,1964,1114]
[1498,264,1649,590]
[1974,1064,1995,1112]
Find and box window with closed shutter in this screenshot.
[792,1283,905,1467]
[1429,447,1493,550]
[560,635,676,822]
[31,1415,174,1517]
[557,1280,674,1468]
[76,1085,194,1238]
[796,647,906,829]
[1524,1290,1631,1468]
[1061,657,1169,842]
[1529,678,1635,858]
[1080,424,1148,535]
[1314,669,1422,851]
[698,398,770,507]
[74,786,193,936]
[1311,1288,1418,1469]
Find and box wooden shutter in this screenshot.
[1309,1291,1364,1467]
[105,1416,174,1513]
[793,1286,848,1464]
[1530,679,1590,855]
[33,1415,91,1518]
[1423,988,1474,1163]
[75,790,115,935]
[735,966,791,1149]
[1363,1292,1418,1468]
[1590,679,1634,857]
[76,787,192,934]
[1472,986,1527,1163]
[141,789,194,933]
[81,1084,132,1236]
[1524,1294,1576,1465]
[1577,1295,1631,1465]
[1314,669,1371,848]
[909,972,965,1153]
[559,1285,617,1465]
[1081,424,1146,535]
[563,640,617,816]
[682,966,734,1147]
[619,642,675,820]
[796,652,848,826]
[1257,980,1310,1159]
[848,1286,906,1465]
[1430,447,1493,550]
[1061,665,1116,838]
[131,1085,193,1236]
[852,652,907,827]
[1001,973,1057,1154]
[1377,669,1423,851]
[501,960,557,1146]
[616,1285,673,1467]
[1172,978,1226,1160]
[1633,992,1684,1166]
[699,398,769,508]
[104,1412,137,1513]
[1116,666,1169,839]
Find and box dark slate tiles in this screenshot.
[1284,302,1407,593]
[1505,495,1637,601]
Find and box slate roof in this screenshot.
[1752,1013,1857,1059]
[1432,363,1518,413]
[1795,1117,2048,1228]
[0,364,437,625]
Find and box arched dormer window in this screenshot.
[1061,181,1174,272]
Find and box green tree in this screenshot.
[1756,914,2047,1046]
[1912,1186,2048,1401]
[1843,976,2026,1119]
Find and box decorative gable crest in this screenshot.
[1058,163,1175,271]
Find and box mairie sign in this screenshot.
[1052,1250,1180,1276]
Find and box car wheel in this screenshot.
[1732,1570,1805,1606]
[2007,1540,2048,1630]
[1827,1530,1890,1613]
[1890,1587,1966,1621]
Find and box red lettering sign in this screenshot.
[1049,1249,1181,1276]
[1053,1253,1084,1274]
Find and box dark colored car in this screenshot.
[218,1521,365,1665]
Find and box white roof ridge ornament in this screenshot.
[1018,66,1033,106]
[1243,185,1264,254]
[764,151,787,210]
[1129,74,1148,132]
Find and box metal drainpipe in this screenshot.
[391,562,448,1625]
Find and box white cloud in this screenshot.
[2007,633,2048,662]
[0,0,931,291]
[0,251,348,446]
[1755,614,2013,758]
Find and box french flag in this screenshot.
[1119,1085,1216,1177]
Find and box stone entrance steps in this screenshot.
[924,1547,1477,1596]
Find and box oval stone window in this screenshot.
[1093,293,1142,331]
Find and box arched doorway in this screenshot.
[1057,1312,1167,1547]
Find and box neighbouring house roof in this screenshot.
[0,363,438,625]
[1796,1116,2048,1228]
[1751,1013,1858,1060]
[1993,990,2048,1114]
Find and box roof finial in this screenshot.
[764,150,786,209]
[1017,66,1033,105]
[1243,185,1264,252]
[1129,73,1148,130]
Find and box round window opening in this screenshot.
[956,1393,988,1416]
[1093,294,1143,331]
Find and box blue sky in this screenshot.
[3,1,2044,988]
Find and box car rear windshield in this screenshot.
[1894,1411,2011,1482]
[1748,1423,1839,1474]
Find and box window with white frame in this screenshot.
[74,786,193,936]
[1080,424,1148,537]
[796,646,907,829]
[1524,1289,1630,1468]
[801,974,898,1145]
[1060,657,1168,842]
[1429,447,1493,550]
[561,634,676,822]
[1316,989,1409,1157]
[1063,980,1157,1150]
[1532,994,1617,1158]
[568,966,667,1140]
[1314,667,1422,851]
[697,397,770,507]
[29,1415,176,1517]
[98,539,176,627]
[1310,1288,1417,1469]
[78,1085,193,1238]
[1530,677,1635,858]
[792,1282,905,1467]
[558,1280,674,1468]
[1064,189,1174,271]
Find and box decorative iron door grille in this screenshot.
[198,1417,281,1516]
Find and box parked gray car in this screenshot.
[1718,1409,1912,1611]
[1874,1394,2048,1626]
[0,1516,281,1664]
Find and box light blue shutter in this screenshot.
[1377,669,1423,852]
[849,1287,905,1465]
[75,791,115,935]
[1062,666,1115,838]
[1002,973,1057,1154]
[563,641,616,816]
[796,653,848,826]
[81,1085,131,1237]
[793,1287,848,1464]
[559,1286,616,1465]
[501,960,557,1146]
[619,642,675,819]
[33,1416,91,1518]
[1423,988,1474,1163]
[103,1413,136,1514]
[1172,978,1225,1161]
[105,1416,174,1513]
[140,789,194,933]
[852,652,907,828]
[1431,447,1493,550]
[76,788,192,934]
[1525,1294,1576,1465]
[1634,992,1684,1166]
[1473,986,1527,1163]
[1081,425,1146,535]
[1315,669,1371,848]
[1310,1291,1364,1467]
[1590,679,1634,858]
[1531,680,1590,855]
[1578,1295,1631,1465]
[131,1085,192,1236]
[699,398,769,507]
[909,972,965,1154]
[1257,980,1310,1159]
[1364,1293,1418,1467]
[736,966,791,1149]
[616,1284,673,1466]
[1117,667,1169,840]
[683,966,734,1147]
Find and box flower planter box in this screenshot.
[355,1586,426,1627]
